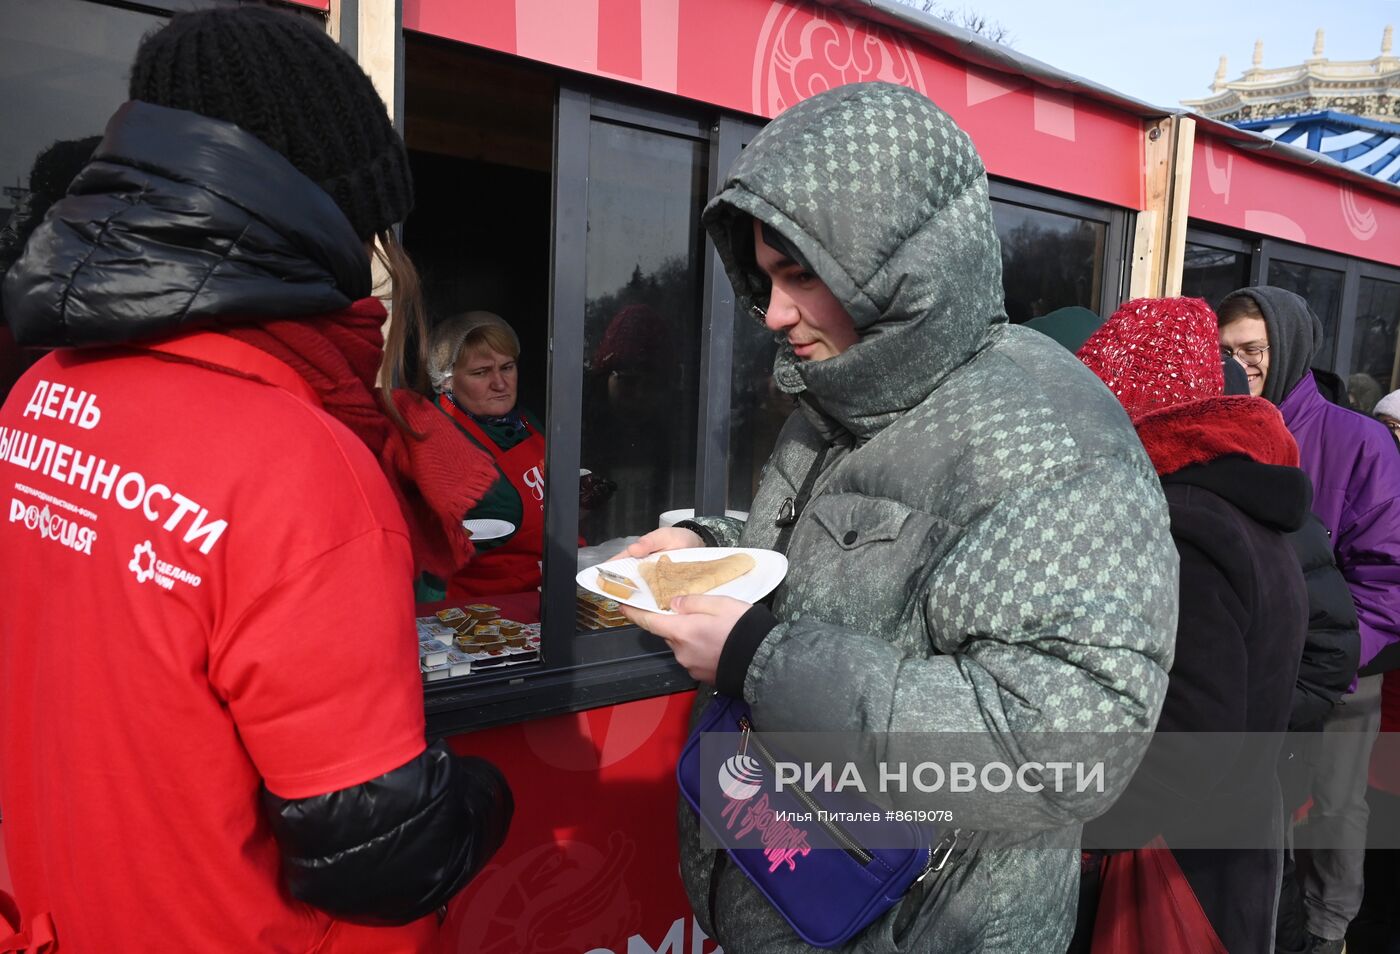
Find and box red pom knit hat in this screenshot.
[1076,297,1225,421]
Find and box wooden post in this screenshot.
[328,0,400,383]
[356,0,398,127]
[1130,115,1196,300]
[1163,117,1196,296]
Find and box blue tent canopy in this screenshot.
[1235,111,1400,184]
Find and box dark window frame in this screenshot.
[1188,220,1400,378]
[1184,225,1255,258]
[1348,266,1400,393]
[697,114,765,515]
[1182,225,1259,312]
[988,178,1133,318]
[423,69,1143,734]
[424,78,753,735]
[1258,241,1352,370]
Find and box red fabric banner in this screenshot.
[1191,133,1400,269]
[405,0,1145,209]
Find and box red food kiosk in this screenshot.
[3,2,1400,951]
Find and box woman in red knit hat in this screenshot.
[1070,297,1311,954]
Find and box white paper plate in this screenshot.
[575,547,787,615]
[464,518,515,542]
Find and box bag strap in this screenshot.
[772,444,830,556]
[706,852,726,931]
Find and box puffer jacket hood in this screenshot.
[2,100,371,348]
[703,82,1005,444]
[1218,286,1323,406]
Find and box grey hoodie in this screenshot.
[1217,286,1323,405]
[680,83,1177,952]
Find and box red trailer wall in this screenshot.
[441,691,707,954]
[1190,133,1400,269]
[405,0,1148,210]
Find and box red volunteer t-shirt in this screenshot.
[0,341,431,952]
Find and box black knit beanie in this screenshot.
[128,6,412,240]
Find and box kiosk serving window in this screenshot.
[1182,233,1253,311]
[397,37,1145,731]
[987,180,1128,324]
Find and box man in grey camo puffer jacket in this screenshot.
[621,82,1178,953]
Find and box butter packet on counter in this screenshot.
[419,638,450,668]
[416,618,457,641]
[421,662,451,682]
[445,649,473,678]
[464,603,501,623]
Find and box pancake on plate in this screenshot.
[638,553,756,607]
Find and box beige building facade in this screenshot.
[1183,27,1400,123]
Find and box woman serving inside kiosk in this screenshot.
[427,311,545,598]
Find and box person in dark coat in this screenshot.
[1218,359,1361,738]
[1074,297,1310,954]
[1220,330,1364,954]
[1219,287,1400,953]
[1276,494,1364,954]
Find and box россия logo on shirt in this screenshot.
[128,539,202,591]
[9,495,96,555]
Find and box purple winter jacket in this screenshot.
[1280,372,1400,670]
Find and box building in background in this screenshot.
[1183,28,1400,187]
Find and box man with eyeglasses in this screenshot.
[1218,286,1400,954]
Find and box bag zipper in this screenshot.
[739,715,874,865]
[918,828,962,881]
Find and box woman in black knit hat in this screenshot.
[0,8,510,953]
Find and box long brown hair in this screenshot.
[373,229,430,433]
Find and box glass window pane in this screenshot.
[1265,260,1344,369]
[1350,277,1400,410]
[728,307,792,513]
[0,0,166,404]
[992,201,1106,323]
[1182,242,1251,310]
[578,120,706,561]
[400,38,554,665]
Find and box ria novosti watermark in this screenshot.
[696,729,1400,851]
[763,758,1106,796]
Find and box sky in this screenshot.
[908,0,1399,109]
